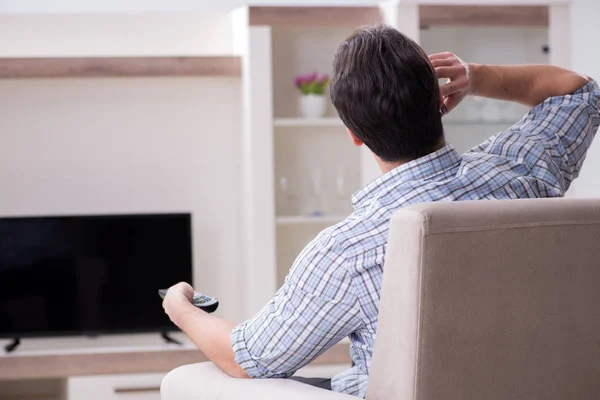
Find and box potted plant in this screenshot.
[294,72,329,119]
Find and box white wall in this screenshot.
[0,13,233,56]
[569,0,600,197]
[0,77,245,323]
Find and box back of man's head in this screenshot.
[329,25,443,162]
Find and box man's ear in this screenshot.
[347,128,363,146]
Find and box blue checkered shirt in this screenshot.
[231,82,600,398]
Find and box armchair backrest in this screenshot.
[368,198,600,400]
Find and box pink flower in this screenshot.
[294,71,328,94]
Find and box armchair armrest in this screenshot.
[161,362,356,400]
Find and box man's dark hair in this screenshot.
[329,24,443,162]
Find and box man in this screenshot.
[162,25,599,398]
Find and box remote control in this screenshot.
[158,289,219,313]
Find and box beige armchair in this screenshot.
[161,198,600,400]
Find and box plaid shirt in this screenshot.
[231,81,600,398]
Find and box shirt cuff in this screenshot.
[230,321,292,379]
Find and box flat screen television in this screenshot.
[0,213,192,338]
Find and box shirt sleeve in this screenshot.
[472,81,600,194]
[230,232,363,379]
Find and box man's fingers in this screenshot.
[434,65,464,80]
[440,81,457,97]
[430,58,454,68]
[430,51,469,115]
[439,76,469,97]
[429,52,454,61]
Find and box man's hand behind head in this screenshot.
[429,52,471,115]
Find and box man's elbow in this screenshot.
[564,73,593,94]
[224,363,251,379]
[232,371,251,379]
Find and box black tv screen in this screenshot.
[0,213,192,338]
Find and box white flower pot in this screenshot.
[300,94,327,119]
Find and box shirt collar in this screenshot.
[352,144,461,209]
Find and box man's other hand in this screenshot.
[429,52,471,115]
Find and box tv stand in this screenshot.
[4,337,20,353]
[161,331,182,345]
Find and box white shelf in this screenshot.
[276,215,346,225]
[274,118,344,128]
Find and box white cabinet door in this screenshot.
[67,373,165,400]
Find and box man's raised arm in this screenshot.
[429,52,591,112]
[469,63,591,108]
[431,52,600,194]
